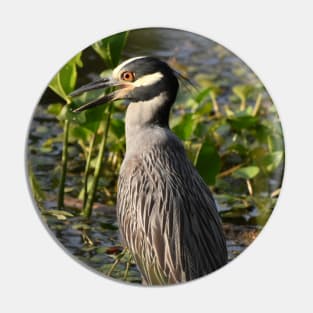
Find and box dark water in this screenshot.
[124,28,259,87]
[28,28,279,284]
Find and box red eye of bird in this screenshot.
[121,71,135,82]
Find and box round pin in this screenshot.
[26,27,284,286]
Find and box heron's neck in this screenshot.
[125,92,173,149]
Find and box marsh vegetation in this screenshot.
[27,28,284,283]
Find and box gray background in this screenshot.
[1,0,312,312]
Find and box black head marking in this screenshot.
[118,57,179,103]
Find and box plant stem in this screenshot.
[82,133,97,209]
[217,163,243,178]
[107,249,126,277]
[82,103,113,218]
[271,188,281,198]
[107,258,120,277]
[252,94,262,116]
[193,141,204,166]
[239,96,246,111]
[246,179,253,196]
[57,119,70,209]
[210,91,221,117]
[123,254,132,281]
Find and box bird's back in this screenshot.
[117,126,227,285]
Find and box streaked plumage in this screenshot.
[72,56,228,285]
[117,127,227,284]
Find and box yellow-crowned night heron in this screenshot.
[71,56,228,285]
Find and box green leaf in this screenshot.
[58,105,86,124]
[43,210,74,220]
[194,122,209,138]
[227,143,249,156]
[262,151,284,172]
[254,123,272,143]
[233,166,260,179]
[194,74,220,91]
[72,223,91,230]
[195,141,221,185]
[250,147,267,166]
[228,115,259,130]
[82,120,101,133]
[92,31,128,68]
[194,87,212,103]
[47,103,63,116]
[49,52,82,101]
[110,118,125,138]
[232,85,254,101]
[85,105,107,124]
[67,89,107,128]
[69,126,92,142]
[172,114,198,140]
[28,166,46,203]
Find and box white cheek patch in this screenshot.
[133,72,164,87]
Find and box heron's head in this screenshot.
[71,57,179,127]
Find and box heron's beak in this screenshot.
[70,77,126,113]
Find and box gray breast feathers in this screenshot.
[116,137,227,285]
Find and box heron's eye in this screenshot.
[121,71,135,82]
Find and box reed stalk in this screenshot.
[82,103,113,217]
[82,133,97,209]
[57,119,70,209]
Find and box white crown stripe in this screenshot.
[113,56,146,77]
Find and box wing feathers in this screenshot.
[117,140,227,284]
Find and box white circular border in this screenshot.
[1,1,312,312]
